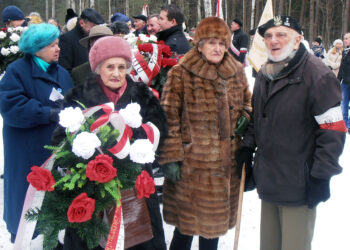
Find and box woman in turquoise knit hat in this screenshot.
[0,23,73,242]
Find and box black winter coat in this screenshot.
[242,44,346,206]
[53,74,167,250]
[157,25,190,55]
[338,47,350,84]
[58,22,89,72]
[229,28,249,64]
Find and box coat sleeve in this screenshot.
[310,71,346,179]
[58,34,73,72]
[158,66,184,165]
[0,66,51,128]
[237,33,249,63]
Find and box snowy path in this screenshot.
[0,67,349,249]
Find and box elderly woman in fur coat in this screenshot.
[159,17,252,250]
[52,36,167,250]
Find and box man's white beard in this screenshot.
[267,38,296,62]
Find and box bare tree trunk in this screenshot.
[204,0,212,17]
[108,0,111,22]
[198,0,202,23]
[126,0,129,17]
[315,0,320,36]
[288,0,291,16]
[278,0,284,15]
[46,0,49,20]
[309,0,315,42]
[90,0,95,8]
[345,0,350,34]
[52,0,55,18]
[250,0,255,29]
[300,0,305,25]
[325,0,332,48]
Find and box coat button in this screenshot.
[263,113,267,118]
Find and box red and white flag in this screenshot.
[142,3,148,17]
[216,0,223,19]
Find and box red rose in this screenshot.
[27,166,56,191]
[86,154,116,183]
[135,170,155,199]
[67,193,95,223]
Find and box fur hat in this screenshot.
[194,17,231,48]
[89,36,132,72]
[2,5,25,23]
[333,39,343,47]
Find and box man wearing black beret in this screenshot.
[132,14,148,36]
[236,15,346,250]
[229,18,248,64]
[59,8,104,72]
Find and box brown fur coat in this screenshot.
[159,48,252,238]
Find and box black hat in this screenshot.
[233,18,243,27]
[132,14,147,23]
[314,37,322,44]
[80,8,104,25]
[249,28,256,36]
[65,8,77,24]
[258,15,302,37]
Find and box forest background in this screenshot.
[1,0,350,50]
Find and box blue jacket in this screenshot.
[0,54,73,235]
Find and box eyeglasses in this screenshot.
[264,32,288,41]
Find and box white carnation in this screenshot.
[14,26,23,32]
[72,132,101,159]
[149,35,157,43]
[9,33,20,42]
[9,46,19,54]
[7,28,13,33]
[139,34,149,42]
[0,31,6,39]
[119,103,142,128]
[1,47,10,56]
[129,139,155,164]
[59,107,85,133]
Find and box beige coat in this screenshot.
[326,48,342,76]
[159,48,252,238]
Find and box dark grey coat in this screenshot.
[243,44,346,206]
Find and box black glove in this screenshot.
[234,116,249,137]
[235,147,254,179]
[235,147,255,192]
[162,162,181,183]
[49,108,61,123]
[307,176,330,209]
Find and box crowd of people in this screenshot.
[0,3,349,250]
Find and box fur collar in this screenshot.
[179,48,240,80]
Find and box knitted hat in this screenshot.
[333,39,343,47]
[194,17,231,48]
[79,25,113,48]
[314,37,322,44]
[19,23,60,55]
[258,16,302,37]
[111,12,130,23]
[2,5,25,23]
[65,8,77,24]
[89,36,132,72]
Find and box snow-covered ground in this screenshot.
[0,66,349,249]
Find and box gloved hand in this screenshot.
[235,147,254,179]
[162,162,181,183]
[307,176,330,209]
[234,115,249,137]
[49,108,61,123]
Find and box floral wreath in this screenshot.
[18,102,160,249]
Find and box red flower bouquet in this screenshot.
[24,103,159,249]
